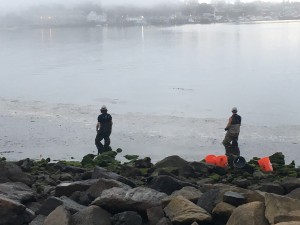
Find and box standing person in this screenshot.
[95,105,113,154]
[222,107,242,159]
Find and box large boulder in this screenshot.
[265,193,300,224]
[91,167,136,187]
[149,175,198,195]
[72,205,111,225]
[43,205,72,225]
[154,155,196,177]
[0,196,34,225]
[36,196,86,216]
[212,202,236,222]
[29,215,46,225]
[197,189,221,213]
[162,186,203,206]
[226,201,269,225]
[0,182,36,203]
[0,161,32,185]
[286,188,300,200]
[92,187,167,213]
[274,210,300,224]
[223,191,247,207]
[259,182,285,195]
[86,178,131,199]
[111,211,142,225]
[281,178,300,194]
[55,179,99,197]
[147,206,165,225]
[163,196,212,225]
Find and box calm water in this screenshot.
[1,22,300,125]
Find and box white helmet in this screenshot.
[232,107,238,113]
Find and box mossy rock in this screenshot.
[209,173,221,182]
[124,155,139,161]
[94,151,120,169]
[269,152,285,165]
[81,154,96,168]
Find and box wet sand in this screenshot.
[0,98,299,164]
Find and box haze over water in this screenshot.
[1,21,300,126]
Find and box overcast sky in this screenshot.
[0,0,297,15]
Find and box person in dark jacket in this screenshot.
[95,105,113,154]
[222,107,242,162]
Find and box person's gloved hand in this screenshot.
[224,128,228,131]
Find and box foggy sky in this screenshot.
[0,0,298,15]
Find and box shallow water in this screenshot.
[1,22,300,125]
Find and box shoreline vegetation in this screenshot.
[1,150,300,225]
[1,1,300,28]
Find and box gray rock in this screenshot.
[274,210,300,224]
[55,179,99,197]
[154,155,196,178]
[59,173,73,181]
[232,178,251,188]
[253,170,268,180]
[92,167,136,187]
[36,196,86,216]
[23,208,36,224]
[0,182,36,203]
[29,215,46,225]
[26,201,42,213]
[70,191,92,206]
[72,205,111,225]
[92,186,167,213]
[197,189,220,213]
[36,196,63,216]
[226,201,269,225]
[43,205,72,225]
[60,196,86,214]
[190,161,215,174]
[163,196,212,224]
[275,222,300,225]
[282,178,300,194]
[86,178,131,199]
[0,196,28,225]
[286,188,300,200]
[156,217,172,225]
[162,186,202,206]
[265,193,300,224]
[146,206,164,225]
[149,175,198,195]
[259,182,285,195]
[223,191,247,207]
[212,202,236,222]
[0,161,32,185]
[111,211,142,225]
[18,158,34,172]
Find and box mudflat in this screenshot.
[0,98,299,164]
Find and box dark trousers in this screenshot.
[95,131,111,154]
[223,132,240,167]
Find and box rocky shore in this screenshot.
[1,151,300,225]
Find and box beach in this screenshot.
[1,97,299,164]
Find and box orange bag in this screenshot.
[215,155,228,167]
[205,154,216,165]
[258,157,273,172]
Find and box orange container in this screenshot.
[215,155,228,167]
[205,154,216,165]
[258,157,273,172]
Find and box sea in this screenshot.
[1,21,300,163]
